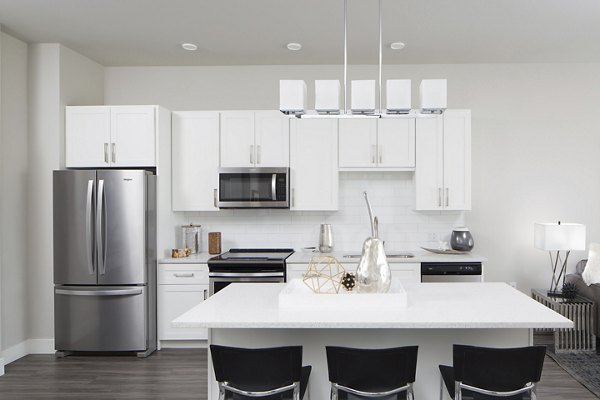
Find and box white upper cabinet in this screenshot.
[220,111,255,168]
[254,111,290,167]
[415,110,471,211]
[66,105,159,168]
[338,119,377,168]
[377,118,416,168]
[338,117,415,170]
[172,111,220,211]
[220,111,289,168]
[290,119,338,211]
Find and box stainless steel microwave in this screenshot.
[217,168,290,209]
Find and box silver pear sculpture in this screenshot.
[356,192,392,293]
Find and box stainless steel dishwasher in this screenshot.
[421,262,483,282]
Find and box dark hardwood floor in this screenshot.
[0,349,596,399]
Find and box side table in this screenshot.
[532,289,596,352]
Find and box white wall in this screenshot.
[0,31,29,364]
[105,63,600,292]
[27,44,103,344]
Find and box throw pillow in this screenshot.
[582,243,600,285]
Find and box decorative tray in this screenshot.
[421,247,469,255]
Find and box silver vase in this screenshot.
[356,193,391,293]
[319,224,333,253]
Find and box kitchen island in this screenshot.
[173,282,571,399]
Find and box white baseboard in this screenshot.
[1,339,55,366]
[159,340,207,349]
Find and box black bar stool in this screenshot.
[438,344,546,400]
[210,345,312,400]
[326,346,418,400]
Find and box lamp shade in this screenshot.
[534,223,586,251]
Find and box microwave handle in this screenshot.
[271,174,277,201]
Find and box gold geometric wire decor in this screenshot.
[303,255,346,294]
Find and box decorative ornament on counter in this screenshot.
[561,282,578,300]
[340,272,356,291]
[171,248,192,258]
[303,256,346,294]
[356,192,392,293]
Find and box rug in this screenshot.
[548,350,600,398]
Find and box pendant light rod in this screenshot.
[378,0,383,114]
[343,0,348,114]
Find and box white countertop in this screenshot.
[286,250,487,264]
[173,282,572,329]
[159,252,213,264]
[160,250,487,265]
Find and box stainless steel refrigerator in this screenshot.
[53,169,157,357]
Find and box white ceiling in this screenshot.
[1,0,599,66]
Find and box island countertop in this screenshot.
[173,282,572,329]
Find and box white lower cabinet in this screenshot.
[158,264,209,344]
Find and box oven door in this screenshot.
[217,168,289,209]
[209,272,285,296]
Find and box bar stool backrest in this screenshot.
[453,345,546,394]
[326,346,418,393]
[210,345,302,393]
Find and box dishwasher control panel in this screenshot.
[421,262,483,282]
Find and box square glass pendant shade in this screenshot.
[534,223,586,251]
[386,79,411,112]
[419,79,447,113]
[315,80,341,114]
[279,80,307,114]
[351,80,376,113]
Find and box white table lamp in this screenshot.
[534,222,586,296]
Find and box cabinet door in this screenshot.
[172,112,220,211]
[290,119,338,211]
[443,110,471,210]
[254,111,289,167]
[65,106,111,168]
[110,106,156,167]
[390,263,420,284]
[220,111,255,167]
[377,118,415,168]
[338,119,377,168]
[415,116,444,210]
[158,284,208,341]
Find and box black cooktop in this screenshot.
[208,248,295,262]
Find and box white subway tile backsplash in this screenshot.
[179,173,464,252]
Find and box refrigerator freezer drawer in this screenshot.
[55,286,147,352]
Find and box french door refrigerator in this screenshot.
[53,169,157,357]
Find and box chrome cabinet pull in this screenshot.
[445,188,449,207]
[203,289,208,300]
[291,188,295,208]
[371,145,376,164]
[379,145,383,164]
[104,143,109,163]
[213,188,218,208]
[438,188,442,207]
[111,143,116,163]
[174,273,194,278]
[250,145,254,164]
[257,145,261,164]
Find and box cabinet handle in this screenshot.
[445,188,449,207]
[257,145,261,164]
[438,188,442,207]
[213,188,218,208]
[379,145,383,164]
[372,145,376,164]
[174,273,194,278]
[104,143,109,163]
[111,143,116,163]
[203,289,208,300]
[291,188,295,208]
[250,145,254,164]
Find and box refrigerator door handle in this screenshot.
[56,288,143,296]
[85,179,94,275]
[96,179,107,276]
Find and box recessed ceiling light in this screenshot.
[390,42,405,50]
[286,43,302,51]
[181,43,198,51]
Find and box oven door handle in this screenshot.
[209,272,285,278]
